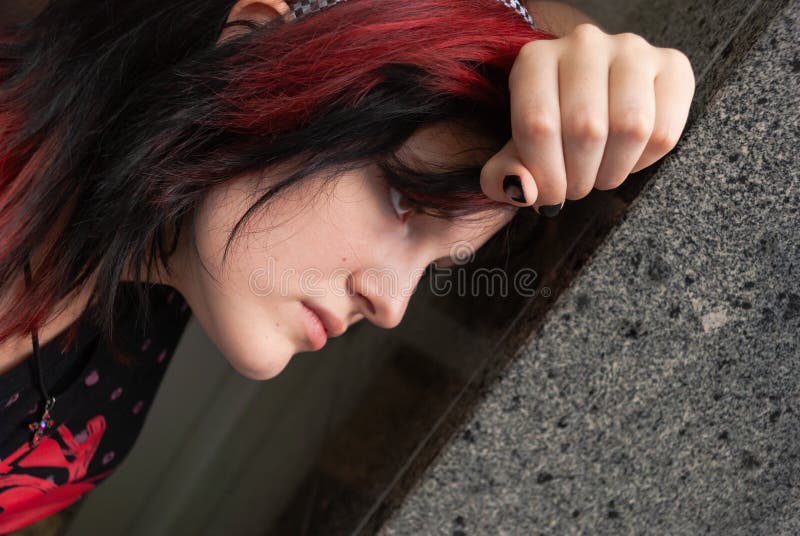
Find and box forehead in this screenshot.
[397,121,518,244]
[398,121,497,169]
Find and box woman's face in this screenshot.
[169,122,517,380]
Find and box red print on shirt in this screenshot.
[0,415,113,533]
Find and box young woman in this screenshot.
[0,0,694,530]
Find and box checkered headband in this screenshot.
[289,0,537,30]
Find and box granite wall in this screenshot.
[377,1,799,534]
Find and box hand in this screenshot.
[480,23,695,217]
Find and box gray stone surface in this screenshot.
[379,2,800,535]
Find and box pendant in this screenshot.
[28,396,56,448]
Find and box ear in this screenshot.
[217,0,291,44]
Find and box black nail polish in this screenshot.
[537,203,562,218]
[502,175,526,204]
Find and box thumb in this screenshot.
[480,138,538,207]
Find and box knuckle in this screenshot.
[518,39,543,56]
[513,40,544,69]
[563,110,607,144]
[650,125,679,153]
[617,31,650,51]
[570,23,603,44]
[664,47,692,69]
[664,47,695,81]
[610,108,652,141]
[515,110,558,139]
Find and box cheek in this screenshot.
[189,286,299,381]
[186,183,308,380]
[183,171,384,380]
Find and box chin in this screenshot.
[228,351,293,381]
[209,328,296,381]
[196,309,297,381]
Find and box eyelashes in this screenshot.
[375,162,415,223]
[388,185,415,222]
[385,180,456,269]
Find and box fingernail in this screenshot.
[502,175,526,204]
[537,203,562,218]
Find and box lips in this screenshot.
[301,301,346,338]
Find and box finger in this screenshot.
[558,26,610,200]
[480,138,538,207]
[594,41,656,190]
[631,48,696,172]
[508,40,567,214]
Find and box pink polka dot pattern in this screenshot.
[84,369,99,386]
[4,392,19,408]
[0,284,194,497]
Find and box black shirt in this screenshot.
[0,283,192,533]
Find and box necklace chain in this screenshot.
[23,257,57,448]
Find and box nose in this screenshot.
[349,252,433,330]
